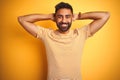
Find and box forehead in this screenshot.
[56,8,72,15]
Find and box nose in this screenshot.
[62,17,67,23]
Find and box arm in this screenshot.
[74,11,110,35]
[18,14,54,37]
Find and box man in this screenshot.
[18,2,110,80]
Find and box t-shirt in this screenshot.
[36,25,92,80]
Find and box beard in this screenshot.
[56,22,72,32]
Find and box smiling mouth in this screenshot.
[61,23,68,27]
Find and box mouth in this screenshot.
[60,23,69,28]
[57,22,71,32]
[61,23,68,27]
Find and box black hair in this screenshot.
[55,2,73,14]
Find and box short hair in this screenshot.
[55,2,73,14]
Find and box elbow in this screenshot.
[18,16,24,23]
[100,12,110,21]
[104,12,110,19]
[106,12,110,17]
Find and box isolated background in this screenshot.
[1,0,120,80]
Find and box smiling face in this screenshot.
[55,8,73,33]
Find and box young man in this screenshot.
[18,2,110,80]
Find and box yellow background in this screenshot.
[1,0,120,80]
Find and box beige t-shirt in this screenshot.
[36,25,92,80]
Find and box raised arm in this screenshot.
[18,14,54,37]
[74,11,110,35]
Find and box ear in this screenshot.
[52,13,56,22]
[72,12,81,21]
[72,14,75,21]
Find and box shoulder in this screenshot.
[76,25,89,31]
[36,25,53,39]
[74,24,92,38]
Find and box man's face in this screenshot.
[55,8,73,33]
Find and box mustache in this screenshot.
[59,22,69,25]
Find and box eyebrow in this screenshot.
[57,14,72,16]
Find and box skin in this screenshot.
[18,8,110,37]
[54,8,73,34]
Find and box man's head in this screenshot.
[55,2,73,14]
[54,2,73,33]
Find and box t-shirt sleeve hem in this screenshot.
[35,25,46,39]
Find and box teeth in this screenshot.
[62,24,67,26]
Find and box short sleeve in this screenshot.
[36,26,47,39]
[77,24,93,39]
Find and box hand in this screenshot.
[73,12,81,21]
[50,13,55,22]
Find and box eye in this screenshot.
[57,15,62,19]
[66,15,71,18]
